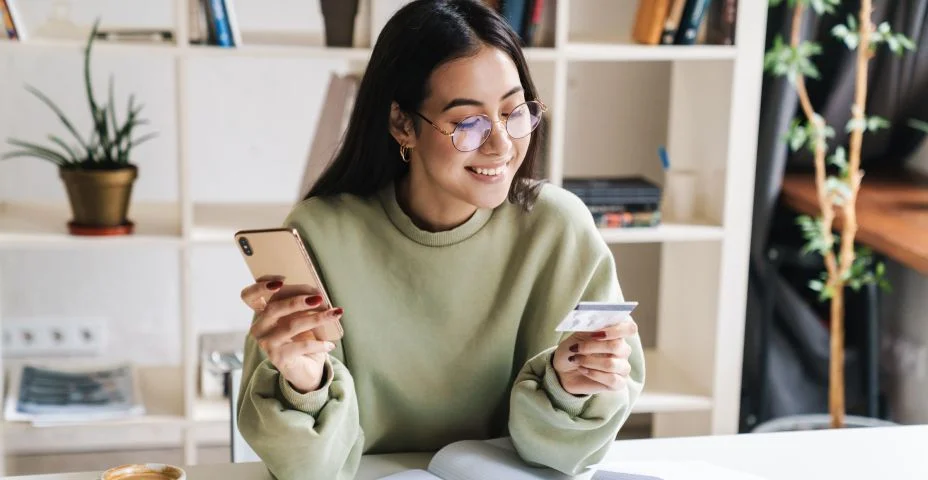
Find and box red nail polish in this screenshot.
[305,295,322,306]
[333,307,344,315]
[569,344,579,353]
[593,332,607,339]
[267,280,283,290]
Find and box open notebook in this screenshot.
[377,437,766,480]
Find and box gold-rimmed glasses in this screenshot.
[413,100,547,152]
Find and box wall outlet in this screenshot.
[2,317,106,358]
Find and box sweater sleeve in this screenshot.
[507,221,646,475]
[236,330,365,480]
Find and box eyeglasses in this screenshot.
[413,100,547,152]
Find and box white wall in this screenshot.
[879,141,928,423]
[882,258,928,424]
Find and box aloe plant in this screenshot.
[764,0,913,428]
[2,19,156,169]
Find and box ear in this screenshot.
[389,101,416,148]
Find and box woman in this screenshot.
[236,1,645,478]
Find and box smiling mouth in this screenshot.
[466,161,510,177]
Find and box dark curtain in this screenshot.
[741,0,928,431]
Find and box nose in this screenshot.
[480,118,512,155]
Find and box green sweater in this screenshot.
[237,180,646,480]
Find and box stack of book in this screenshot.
[563,176,662,228]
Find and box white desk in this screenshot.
[6,425,928,480]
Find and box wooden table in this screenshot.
[780,170,928,276]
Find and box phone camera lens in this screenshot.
[240,237,253,256]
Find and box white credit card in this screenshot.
[555,301,638,332]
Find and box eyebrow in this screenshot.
[440,86,524,112]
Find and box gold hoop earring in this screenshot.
[399,144,410,163]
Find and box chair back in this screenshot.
[229,368,261,463]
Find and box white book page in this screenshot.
[426,439,580,480]
[589,461,768,480]
[377,469,443,480]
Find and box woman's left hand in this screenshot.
[552,320,638,396]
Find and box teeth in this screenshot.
[471,165,506,176]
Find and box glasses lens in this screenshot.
[452,115,492,152]
[506,102,543,139]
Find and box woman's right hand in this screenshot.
[241,280,343,394]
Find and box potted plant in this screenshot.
[759,0,913,429]
[2,19,156,236]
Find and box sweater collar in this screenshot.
[378,180,494,247]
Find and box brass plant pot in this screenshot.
[59,165,138,235]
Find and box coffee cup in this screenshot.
[101,463,186,480]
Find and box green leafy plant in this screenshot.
[2,19,156,169]
[764,0,912,428]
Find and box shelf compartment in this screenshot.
[0,39,562,63]
[2,365,187,454]
[634,349,713,414]
[0,37,178,55]
[0,202,182,248]
[191,202,294,244]
[188,31,373,61]
[565,43,737,62]
[191,203,722,245]
[598,222,723,244]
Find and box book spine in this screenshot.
[188,0,203,44]
[223,0,242,46]
[2,0,22,41]
[521,0,544,46]
[208,0,234,47]
[660,0,687,45]
[706,0,736,45]
[632,0,672,45]
[500,0,526,37]
[0,0,16,40]
[674,0,713,45]
[200,0,216,44]
[593,211,661,228]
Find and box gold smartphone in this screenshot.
[233,227,344,342]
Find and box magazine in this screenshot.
[3,361,145,425]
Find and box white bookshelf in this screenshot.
[0,0,767,466]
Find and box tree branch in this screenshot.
[826,0,873,430]
[790,3,839,283]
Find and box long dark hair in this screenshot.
[305,0,545,210]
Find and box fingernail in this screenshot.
[305,295,322,306]
[324,342,336,351]
[333,307,344,316]
[593,332,607,339]
[568,355,576,363]
[267,280,283,290]
[569,344,579,353]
